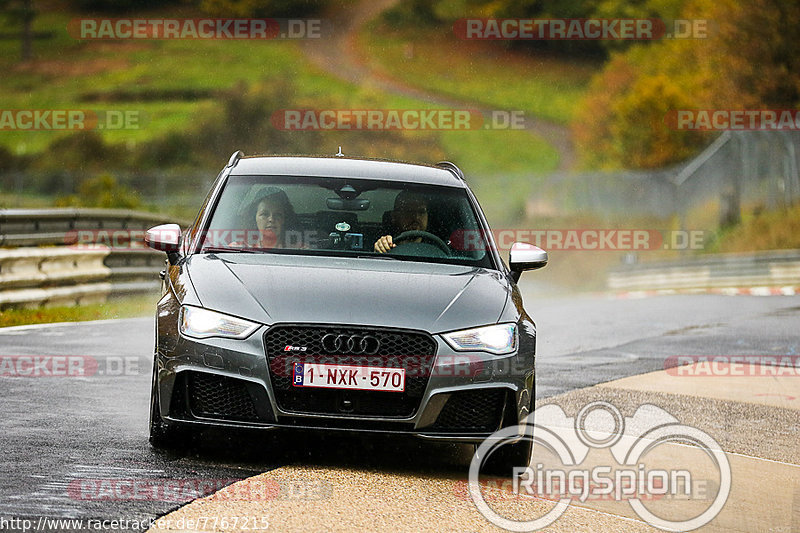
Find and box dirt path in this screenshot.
[302,0,576,171]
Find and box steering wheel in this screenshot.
[393,230,451,255]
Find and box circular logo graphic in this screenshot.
[467,402,732,532]
[321,333,380,355]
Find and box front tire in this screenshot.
[149,356,186,450]
[481,437,533,478]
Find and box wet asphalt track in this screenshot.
[0,287,798,527]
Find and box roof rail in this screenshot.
[435,161,465,181]
[226,150,244,168]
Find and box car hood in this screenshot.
[185,253,511,333]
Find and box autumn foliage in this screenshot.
[573,0,800,169]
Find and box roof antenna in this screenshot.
[335,146,344,157]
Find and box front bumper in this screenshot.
[155,320,534,444]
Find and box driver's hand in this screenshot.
[374,235,395,253]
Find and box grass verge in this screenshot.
[709,204,800,253]
[0,293,158,328]
[358,22,598,125]
[0,10,435,154]
[2,7,572,226]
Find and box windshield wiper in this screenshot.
[356,253,405,260]
[202,246,262,254]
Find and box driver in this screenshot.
[374,190,429,253]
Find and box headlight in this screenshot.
[442,323,517,355]
[179,306,259,339]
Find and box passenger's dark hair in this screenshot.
[247,187,297,244]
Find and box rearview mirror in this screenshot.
[326,198,370,211]
[509,242,548,282]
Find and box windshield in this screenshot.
[199,174,496,268]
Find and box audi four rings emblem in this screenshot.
[321,334,380,354]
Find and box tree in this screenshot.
[573,0,800,169]
[710,0,800,108]
[609,74,703,168]
[199,0,327,18]
[0,0,36,61]
[55,174,141,209]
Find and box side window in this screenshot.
[188,169,226,251]
[444,199,489,259]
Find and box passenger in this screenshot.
[374,191,429,253]
[233,187,298,248]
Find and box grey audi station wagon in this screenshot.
[145,151,547,472]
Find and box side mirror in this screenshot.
[509,242,547,282]
[145,224,181,263]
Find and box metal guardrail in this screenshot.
[540,131,800,225]
[0,208,187,307]
[104,248,169,295]
[4,210,798,305]
[0,208,185,247]
[608,250,800,291]
[0,246,112,308]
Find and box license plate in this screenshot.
[292,362,405,392]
